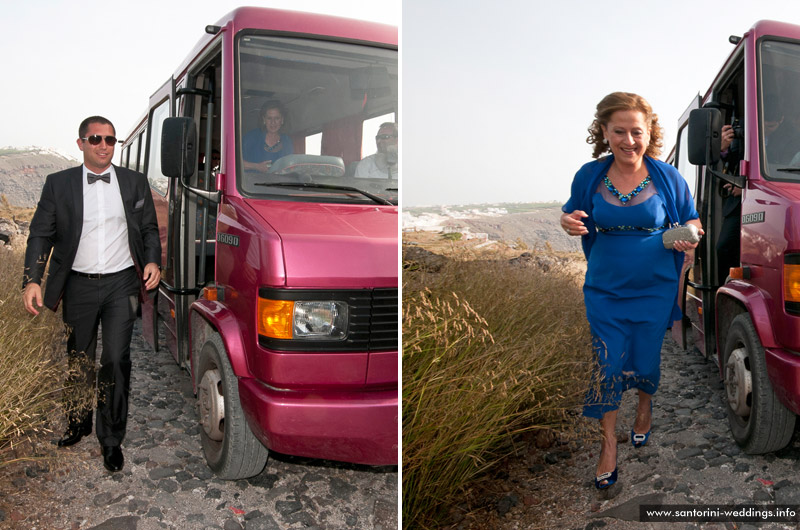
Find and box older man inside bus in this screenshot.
[355,122,398,179]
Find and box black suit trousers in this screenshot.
[61,268,139,447]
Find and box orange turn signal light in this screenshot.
[257,298,294,339]
[202,287,218,301]
[785,264,800,303]
[729,267,752,280]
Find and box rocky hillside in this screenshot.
[0,217,28,250]
[0,148,77,207]
[404,204,581,252]
[455,208,580,252]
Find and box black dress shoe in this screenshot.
[57,416,92,447]
[102,445,124,472]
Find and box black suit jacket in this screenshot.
[721,193,742,218]
[23,165,161,311]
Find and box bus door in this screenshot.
[179,53,220,292]
[683,105,721,358]
[682,55,747,358]
[141,79,177,357]
[165,52,222,369]
[147,74,205,369]
[672,95,701,351]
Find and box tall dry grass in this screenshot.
[0,194,36,222]
[0,247,70,467]
[403,253,593,528]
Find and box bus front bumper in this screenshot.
[765,347,800,416]
[237,378,398,466]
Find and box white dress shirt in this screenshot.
[72,165,135,274]
[354,153,399,179]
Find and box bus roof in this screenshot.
[749,19,800,40]
[121,8,397,140]
[174,7,397,81]
[698,20,800,105]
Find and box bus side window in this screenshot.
[147,101,170,196]
[676,124,696,198]
[306,132,322,155]
[129,133,140,173]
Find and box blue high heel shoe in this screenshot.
[631,401,652,448]
[595,467,618,490]
[630,429,650,448]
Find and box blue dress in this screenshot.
[242,129,294,164]
[582,189,678,419]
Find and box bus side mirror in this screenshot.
[161,117,197,178]
[687,108,722,166]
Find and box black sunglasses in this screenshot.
[81,135,118,146]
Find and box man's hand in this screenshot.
[723,182,742,197]
[143,263,161,291]
[721,124,734,152]
[23,283,43,316]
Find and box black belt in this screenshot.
[71,266,134,280]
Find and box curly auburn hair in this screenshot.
[586,92,663,159]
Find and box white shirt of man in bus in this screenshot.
[355,123,398,179]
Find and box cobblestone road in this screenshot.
[1,322,398,530]
[459,334,800,529]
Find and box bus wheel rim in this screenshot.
[198,368,225,441]
[726,347,752,418]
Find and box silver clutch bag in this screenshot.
[662,224,700,249]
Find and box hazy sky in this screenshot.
[402,0,800,206]
[0,0,398,158]
[10,1,800,209]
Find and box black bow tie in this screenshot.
[87,173,110,184]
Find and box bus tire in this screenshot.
[197,334,268,479]
[722,313,795,454]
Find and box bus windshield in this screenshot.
[237,34,398,205]
[760,39,800,180]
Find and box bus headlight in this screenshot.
[258,298,348,340]
[294,301,348,339]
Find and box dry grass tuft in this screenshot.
[403,251,593,528]
[0,247,75,468]
[0,194,36,223]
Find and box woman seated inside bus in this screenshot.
[242,100,294,172]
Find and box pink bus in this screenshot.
[673,20,800,454]
[119,7,398,479]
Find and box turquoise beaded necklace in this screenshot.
[603,174,652,204]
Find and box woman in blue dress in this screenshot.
[242,100,294,172]
[561,92,702,491]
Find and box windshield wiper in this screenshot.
[777,167,800,172]
[254,182,394,206]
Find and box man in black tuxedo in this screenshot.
[22,116,161,472]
